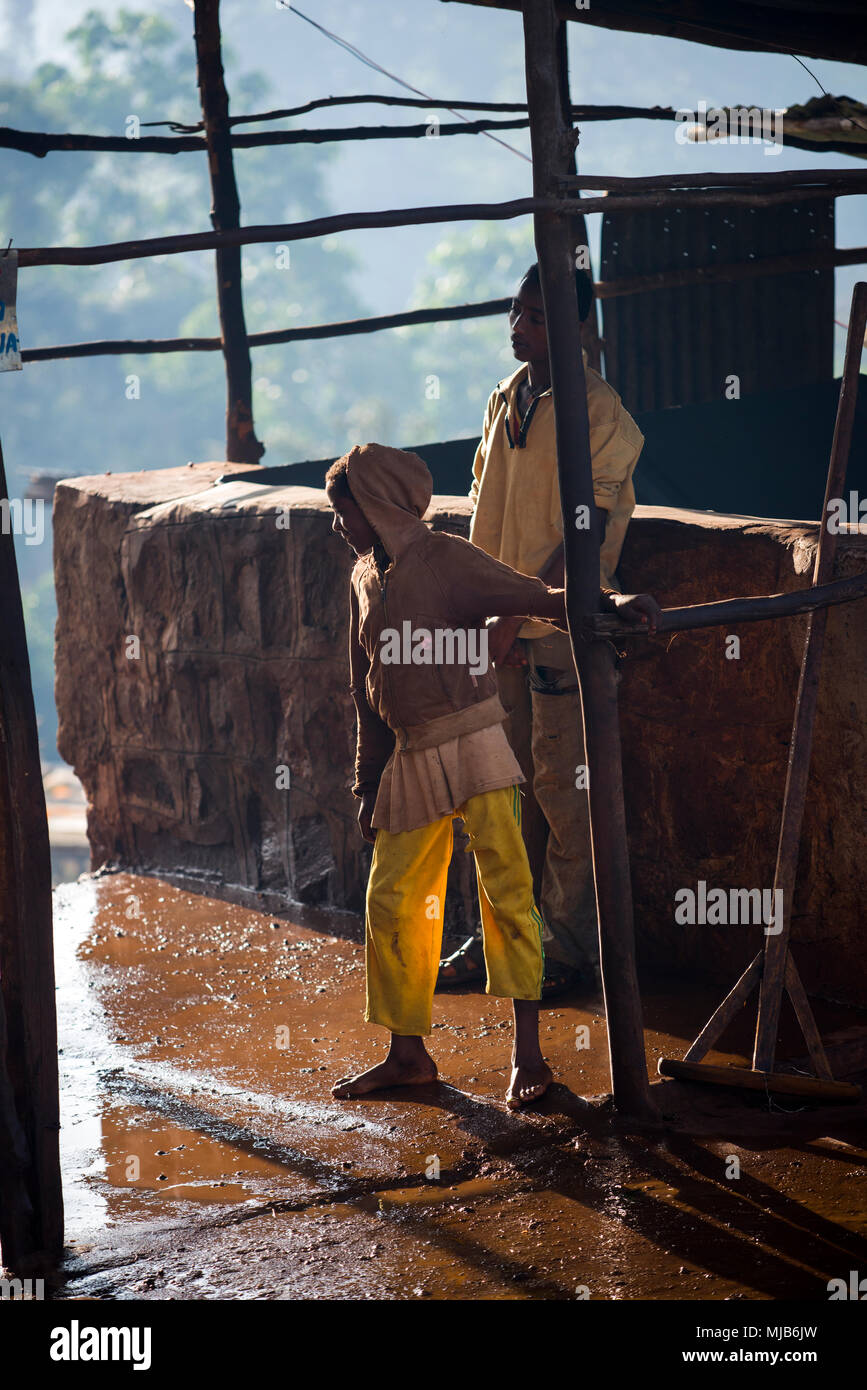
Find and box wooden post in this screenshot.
[753,280,867,1072]
[554,24,602,374]
[0,439,63,1268]
[0,985,37,1269]
[193,0,264,464]
[521,0,657,1120]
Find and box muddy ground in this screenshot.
[36,870,867,1301]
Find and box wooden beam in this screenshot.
[593,244,867,300]
[522,0,656,1121]
[151,95,668,131]
[4,103,857,159]
[18,197,558,267]
[0,439,63,1268]
[19,178,866,270]
[21,298,512,362]
[683,954,763,1063]
[658,1059,860,1103]
[443,1,867,67]
[215,92,535,123]
[556,22,601,373]
[214,92,535,123]
[753,282,867,1073]
[560,186,865,214]
[557,169,867,193]
[784,955,833,1081]
[144,93,867,160]
[0,117,533,158]
[588,569,867,640]
[0,985,36,1271]
[193,0,263,464]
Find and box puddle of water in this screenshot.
[53,878,311,1237]
[96,1103,305,1217]
[53,874,393,1244]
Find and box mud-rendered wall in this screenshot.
[54,463,479,941]
[54,463,867,1005]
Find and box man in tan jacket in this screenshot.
[439,263,645,995]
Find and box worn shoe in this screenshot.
[541,959,584,999]
[436,934,486,990]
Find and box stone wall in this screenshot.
[54,463,867,1005]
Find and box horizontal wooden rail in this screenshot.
[21,298,510,362]
[18,177,867,269]
[4,104,859,160]
[4,110,865,165]
[148,96,676,131]
[593,244,867,299]
[587,570,867,641]
[0,117,532,158]
[557,168,867,193]
[17,197,557,266]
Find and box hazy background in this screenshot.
[2,0,864,757]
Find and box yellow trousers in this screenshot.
[364,785,545,1036]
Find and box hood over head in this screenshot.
[342,442,433,558]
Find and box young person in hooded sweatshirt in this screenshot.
[326,442,659,1108]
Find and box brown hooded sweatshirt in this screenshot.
[343,443,565,802]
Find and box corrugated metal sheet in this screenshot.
[600,200,834,411]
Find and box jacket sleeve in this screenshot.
[586,375,644,512]
[348,580,395,798]
[469,390,496,510]
[436,536,567,628]
[599,463,638,593]
[582,375,644,591]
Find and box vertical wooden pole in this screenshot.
[0,985,36,1268]
[521,0,657,1120]
[194,0,264,464]
[0,438,63,1268]
[555,25,602,374]
[753,281,867,1072]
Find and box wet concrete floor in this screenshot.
[42,870,867,1300]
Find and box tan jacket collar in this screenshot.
[496,347,589,401]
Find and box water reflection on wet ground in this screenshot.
[49,870,867,1301]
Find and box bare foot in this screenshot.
[332,1054,438,1099]
[506,1059,553,1110]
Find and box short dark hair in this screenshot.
[520,261,594,323]
[324,456,353,499]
